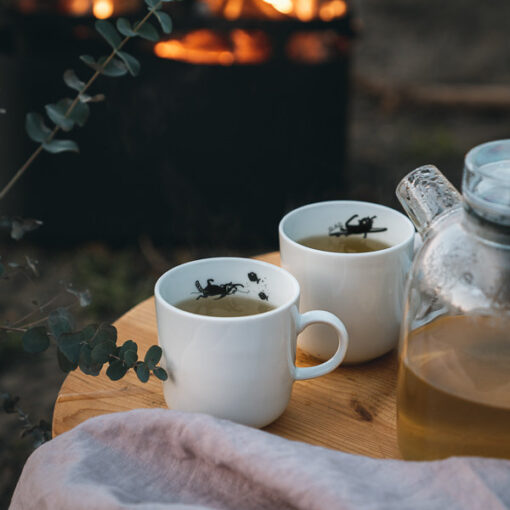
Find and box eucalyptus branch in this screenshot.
[0,325,26,333]
[11,293,62,327]
[1,303,78,335]
[0,0,166,202]
[1,393,51,448]
[0,0,171,397]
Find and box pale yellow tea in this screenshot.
[397,315,510,460]
[175,295,275,317]
[298,235,390,253]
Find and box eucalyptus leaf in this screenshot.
[153,367,168,381]
[80,54,98,70]
[117,51,141,76]
[58,348,78,372]
[80,54,127,77]
[48,308,74,339]
[119,339,137,358]
[43,139,79,154]
[91,93,106,102]
[45,103,74,131]
[10,217,43,240]
[79,93,105,103]
[94,324,117,346]
[79,344,103,376]
[58,331,84,364]
[145,0,159,8]
[106,360,128,380]
[91,341,116,363]
[123,349,138,368]
[154,11,172,33]
[80,324,98,345]
[25,256,38,276]
[144,345,162,369]
[95,19,122,49]
[116,17,137,37]
[66,287,92,307]
[79,343,92,365]
[25,113,52,143]
[135,22,160,41]
[98,57,128,77]
[22,327,50,354]
[63,69,85,92]
[67,101,90,127]
[135,362,150,382]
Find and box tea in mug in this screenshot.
[175,295,275,317]
[298,235,390,253]
[397,315,510,460]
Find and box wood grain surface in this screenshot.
[52,252,400,458]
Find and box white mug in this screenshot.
[279,201,415,364]
[154,257,349,428]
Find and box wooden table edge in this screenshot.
[52,251,400,459]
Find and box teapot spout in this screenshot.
[396,165,462,237]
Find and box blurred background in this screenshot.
[1,0,510,505]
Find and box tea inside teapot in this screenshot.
[395,140,510,460]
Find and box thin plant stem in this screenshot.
[0,325,27,333]
[1,302,78,335]
[0,1,162,202]
[12,293,62,327]
[20,302,78,330]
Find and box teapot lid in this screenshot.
[463,140,510,226]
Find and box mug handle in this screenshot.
[293,310,349,381]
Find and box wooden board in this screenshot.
[52,252,400,458]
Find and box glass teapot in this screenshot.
[396,140,510,461]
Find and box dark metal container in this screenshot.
[0,7,355,248]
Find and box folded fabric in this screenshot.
[10,408,510,510]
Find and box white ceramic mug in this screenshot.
[279,201,415,364]
[154,257,349,428]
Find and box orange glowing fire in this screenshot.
[153,0,348,66]
[261,0,292,15]
[66,0,90,15]
[319,0,346,21]
[154,29,271,65]
[200,0,346,21]
[93,0,114,18]
[63,0,136,18]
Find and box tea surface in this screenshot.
[397,315,510,460]
[175,295,275,317]
[297,235,390,253]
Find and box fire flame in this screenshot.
[319,0,346,21]
[261,0,293,15]
[286,30,349,63]
[154,29,271,65]
[93,0,114,18]
[153,0,348,65]
[66,0,90,15]
[202,0,346,21]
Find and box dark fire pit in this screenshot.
[0,0,356,248]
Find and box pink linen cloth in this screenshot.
[10,408,510,510]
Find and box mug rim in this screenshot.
[154,257,300,321]
[279,200,415,258]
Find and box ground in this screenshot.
[1,0,510,506]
